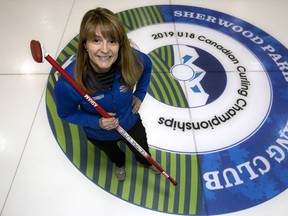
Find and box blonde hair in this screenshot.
[75,7,143,95]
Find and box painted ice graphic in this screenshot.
[170,45,209,107]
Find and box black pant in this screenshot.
[87,117,151,167]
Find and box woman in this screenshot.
[54,7,159,181]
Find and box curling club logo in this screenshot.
[150,44,227,108]
[46,5,288,215]
[132,22,273,154]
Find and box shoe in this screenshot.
[149,165,161,175]
[116,166,126,181]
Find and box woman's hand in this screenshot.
[99,113,119,130]
[132,96,142,114]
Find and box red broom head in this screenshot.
[30,40,44,63]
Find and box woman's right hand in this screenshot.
[99,113,119,130]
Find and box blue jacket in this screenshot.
[54,50,152,140]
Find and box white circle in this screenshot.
[171,64,195,81]
[129,23,272,154]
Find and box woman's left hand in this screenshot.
[132,96,142,114]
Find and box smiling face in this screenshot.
[85,28,120,73]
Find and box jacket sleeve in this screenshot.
[133,51,152,101]
[54,72,102,130]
